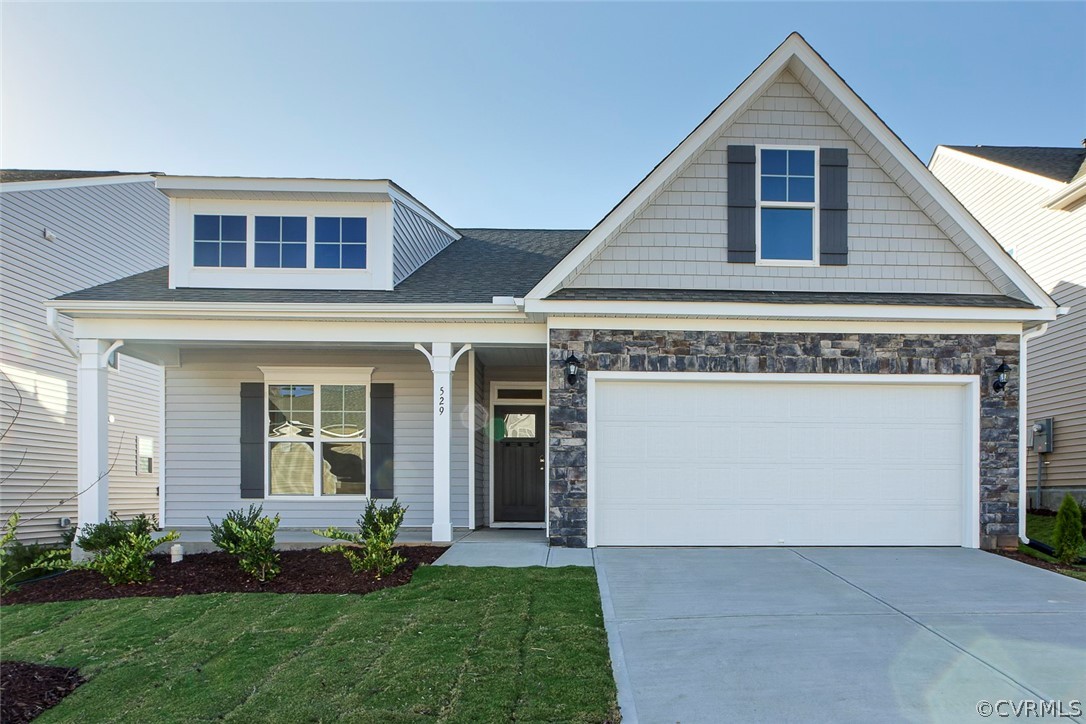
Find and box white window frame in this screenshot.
[135,435,154,475]
[755,144,820,267]
[258,366,374,501]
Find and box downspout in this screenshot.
[1019,322,1049,543]
[45,308,79,358]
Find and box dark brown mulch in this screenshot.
[1,546,446,605]
[993,549,1086,577]
[0,661,86,724]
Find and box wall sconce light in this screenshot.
[564,353,582,387]
[992,361,1009,393]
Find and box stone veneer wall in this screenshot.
[548,329,1020,549]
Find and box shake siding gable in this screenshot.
[561,70,1005,296]
[0,180,168,542]
[163,349,470,530]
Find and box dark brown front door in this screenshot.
[494,405,545,522]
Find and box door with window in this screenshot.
[493,406,545,522]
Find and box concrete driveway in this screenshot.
[595,548,1086,724]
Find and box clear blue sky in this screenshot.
[3,2,1083,229]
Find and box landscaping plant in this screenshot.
[0,513,71,595]
[315,499,407,578]
[214,509,281,582]
[1052,493,1086,565]
[85,528,181,585]
[76,512,159,553]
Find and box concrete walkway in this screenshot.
[596,547,1086,724]
[432,528,593,567]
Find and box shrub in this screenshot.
[314,499,406,578]
[1052,494,1086,565]
[84,529,180,585]
[214,510,281,582]
[209,504,265,551]
[76,512,159,553]
[0,513,71,595]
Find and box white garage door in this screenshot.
[591,377,971,547]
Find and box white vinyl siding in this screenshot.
[931,150,1086,491]
[563,70,1008,296]
[392,199,457,285]
[163,349,470,529]
[0,180,167,542]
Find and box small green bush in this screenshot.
[215,510,281,582]
[0,513,71,595]
[1053,494,1086,565]
[76,513,159,553]
[85,529,180,585]
[315,499,406,578]
[209,504,265,551]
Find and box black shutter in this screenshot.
[369,383,394,498]
[240,382,265,499]
[727,145,757,263]
[819,148,849,266]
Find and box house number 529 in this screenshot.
[438,386,446,415]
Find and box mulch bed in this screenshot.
[0,661,86,724]
[1,546,446,605]
[994,549,1086,577]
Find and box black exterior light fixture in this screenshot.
[992,361,1009,393]
[564,353,582,387]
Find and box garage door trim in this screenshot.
[586,372,981,548]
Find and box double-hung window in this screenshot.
[194,214,247,267]
[757,147,817,264]
[263,369,372,497]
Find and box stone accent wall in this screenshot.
[548,329,1020,549]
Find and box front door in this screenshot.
[494,405,545,522]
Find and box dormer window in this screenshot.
[315,217,367,269]
[194,214,246,267]
[255,216,307,268]
[757,147,817,264]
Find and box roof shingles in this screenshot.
[945,146,1086,183]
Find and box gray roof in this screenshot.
[0,169,155,183]
[56,228,589,304]
[547,287,1037,308]
[945,146,1086,183]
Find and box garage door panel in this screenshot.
[593,379,968,547]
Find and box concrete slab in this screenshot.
[546,547,594,568]
[432,528,549,567]
[596,548,1086,724]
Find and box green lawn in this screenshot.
[1,566,618,723]
[1026,513,1058,547]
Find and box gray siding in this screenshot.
[163,348,470,530]
[0,180,168,542]
[562,69,1013,297]
[392,200,456,285]
[931,150,1086,492]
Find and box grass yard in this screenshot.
[1,566,618,723]
[1026,512,1058,547]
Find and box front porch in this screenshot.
[68,329,551,549]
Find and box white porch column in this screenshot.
[415,342,471,542]
[75,339,111,558]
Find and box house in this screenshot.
[930,144,1086,509]
[47,34,1060,551]
[1,171,169,542]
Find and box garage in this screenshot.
[589,373,978,548]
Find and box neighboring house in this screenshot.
[48,34,1059,552]
[1,171,169,542]
[930,145,1086,508]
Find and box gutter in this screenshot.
[45,307,78,358]
[1044,174,1086,210]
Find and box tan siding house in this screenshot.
[931,146,1086,506]
[1,173,169,542]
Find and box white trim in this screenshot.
[488,382,548,526]
[0,174,156,193]
[387,185,462,240]
[158,364,167,526]
[157,175,392,196]
[755,144,819,266]
[49,299,525,319]
[1045,174,1086,210]
[526,34,1056,312]
[1019,322,1050,541]
[258,367,374,500]
[524,298,1058,323]
[585,371,981,549]
[547,316,1024,335]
